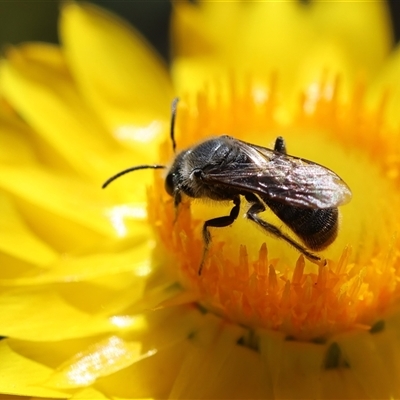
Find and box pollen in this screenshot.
[148,75,400,341]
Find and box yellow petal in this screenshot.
[170,1,244,94]
[172,1,393,95]
[60,2,173,142]
[46,336,151,388]
[0,244,155,340]
[71,387,111,399]
[338,330,399,398]
[169,314,244,399]
[310,0,393,76]
[0,46,137,180]
[237,1,392,80]
[11,42,70,74]
[320,368,369,399]
[0,244,151,289]
[0,165,144,252]
[368,43,400,129]
[0,108,37,165]
[0,286,129,340]
[98,339,189,398]
[260,331,326,398]
[171,1,240,60]
[0,192,58,268]
[113,398,153,400]
[96,307,204,398]
[0,339,68,398]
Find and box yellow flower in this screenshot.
[0,1,400,399]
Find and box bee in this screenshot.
[103,98,352,275]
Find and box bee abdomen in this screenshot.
[266,201,338,251]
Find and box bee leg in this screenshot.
[274,136,287,154]
[199,196,241,275]
[246,201,323,264]
[172,191,182,223]
[173,191,182,208]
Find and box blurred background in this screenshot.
[1,0,400,63]
[0,1,171,61]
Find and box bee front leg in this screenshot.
[199,196,241,275]
[172,191,182,223]
[246,201,323,264]
[173,191,182,208]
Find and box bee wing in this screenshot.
[203,142,352,209]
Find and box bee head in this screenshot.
[164,151,200,199]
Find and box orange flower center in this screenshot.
[148,75,400,341]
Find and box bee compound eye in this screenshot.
[165,173,175,196]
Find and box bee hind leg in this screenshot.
[246,201,323,264]
[199,196,241,275]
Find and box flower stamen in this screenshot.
[149,75,400,340]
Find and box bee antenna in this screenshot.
[102,165,166,189]
[170,97,179,153]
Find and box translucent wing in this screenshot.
[202,139,352,209]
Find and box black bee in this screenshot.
[103,99,352,275]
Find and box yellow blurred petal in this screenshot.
[71,387,110,399]
[362,327,400,397]
[125,281,185,315]
[261,333,326,398]
[0,192,58,267]
[293,41,353,108]
[46,336,153,389]
[13,42,70,75]
[113,398,153,400]
[169,314,244,399]
[204,344,266,399]
[60,2,173,137]
[98,342,188,398]
[171,1,241,94]
[170,56,219,96]
[0,287,124,340]
[236,1,391,79]
[311,0,393,76]
[236,3,316,74]
[0,166,141,252]
[173,41,353,118]
[338,330,399,398]
[320,368,369,399]
[0,108,37,165]
[0,339,68,398]
[172,1,393,95]
[0,47,133,179]
[368,43,400,128]
[0,244,154,340]
[172,2,315,95]
[0,244,151,286]
[153,289,200,311]
[258,330,285,393]
[131,306,203,352]
[172,1,240,59]
[259,330,354,398]
[42,307,200,398]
